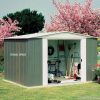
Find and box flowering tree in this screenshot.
[45,0,100,36]
[0,18,20,47]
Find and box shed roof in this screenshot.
[5,31,97,40]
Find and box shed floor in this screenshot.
[48,79,81,86]
[48,76,81,85]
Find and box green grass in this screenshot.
[0,76,100,100]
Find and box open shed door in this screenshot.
[81,38,97,82]
[86,38,97,81]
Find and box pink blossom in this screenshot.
[96,64,100,67]
[45,0,100,37]
[0,18,20,47]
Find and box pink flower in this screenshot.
[0,18,20,47]
[45,0,100,37]
[96,64,100,68]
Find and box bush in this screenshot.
[95,67,100,76]
[0,56,4,73]
[0,66,4,73]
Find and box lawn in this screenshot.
[0,75,100,100]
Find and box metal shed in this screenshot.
[4,31,97,87]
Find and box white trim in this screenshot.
[5,31,96,40]
[3,79,91,89]
[42,33,83,40]
[3,79,30,88]
[42,39,48,86]
[81,39,86,82]
[3,79,44,89]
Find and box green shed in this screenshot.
[4,31,97,87]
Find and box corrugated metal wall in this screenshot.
[4,39,28,85]
[4,38,43,86]
[86,38,97,81]
[27,38,42,86]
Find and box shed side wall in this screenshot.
[86,38,97,81]
[27,38,43,86]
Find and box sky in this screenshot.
[0,0,100,22]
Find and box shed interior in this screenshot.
[48,40,81,84]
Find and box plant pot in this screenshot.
[97,76,100,84]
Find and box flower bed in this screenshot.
[94,64,100,83]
